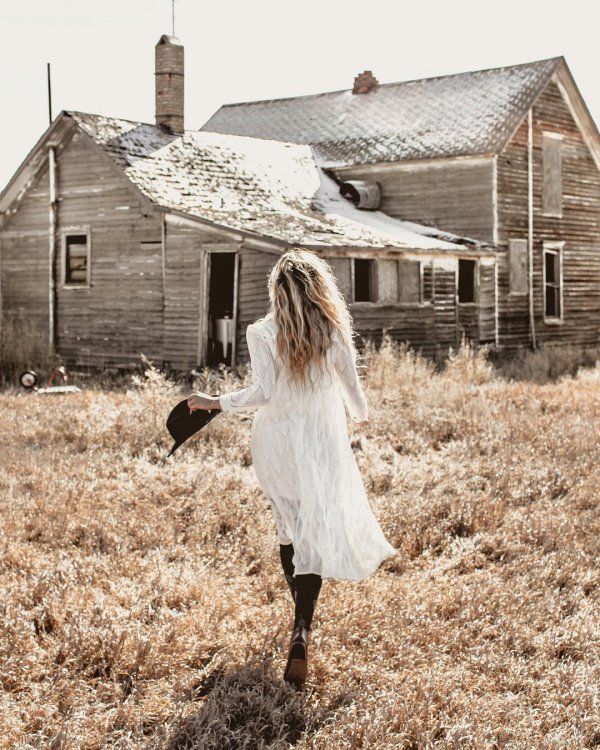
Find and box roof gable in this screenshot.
[551,62,600,172]
[201,58,563,167]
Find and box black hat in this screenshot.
[166,397,221,457]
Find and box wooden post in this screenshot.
[48,146,57,351]
[527,108,537,350]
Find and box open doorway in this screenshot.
[206,251,237,366]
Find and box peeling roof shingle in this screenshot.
[69,112,487,253]
[200,58,561,167]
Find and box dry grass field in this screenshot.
[0,337,599,749]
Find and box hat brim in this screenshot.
[166,398,221,456]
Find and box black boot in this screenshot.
[284,616,309,690]
[283,574,322,690]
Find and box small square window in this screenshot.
[64,233,89,286]
[458,259,477,303]
[353,258,376,302]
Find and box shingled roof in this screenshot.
[201,58,562,167]
[66,112,487,253]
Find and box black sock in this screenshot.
[279,543,296,602]
[294,573,322,632]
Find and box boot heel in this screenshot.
[283,623,308,690]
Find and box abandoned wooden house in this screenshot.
[1,36,598,372]
[204,56,600,353]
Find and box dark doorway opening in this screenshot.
[207,252,236,366]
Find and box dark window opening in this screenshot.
[354,258,375,302]
[65,234,88,285]
[544,248,561,319]
[458,259,476,303]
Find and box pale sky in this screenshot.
[1,0,598,190]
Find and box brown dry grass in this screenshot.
[0,337,599,749]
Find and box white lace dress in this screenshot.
[219,313,397,581]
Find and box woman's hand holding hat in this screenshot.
[187,392,221,414]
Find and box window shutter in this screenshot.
[542,133,563,217]
[509,239,528,295]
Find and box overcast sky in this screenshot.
[1,0,598,190]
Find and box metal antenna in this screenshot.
[47,63,53,124]
[172,0,175,36]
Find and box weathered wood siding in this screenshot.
[163,219,208,369]
[337,157,496,243]
[54,131,163,367]
[497,80,600,348]
[1,159,51,333]
[235,247,274,362]
[1,129,165,368]
[326,257,464,358]
[162,218,277,369]
[478,262,497,344]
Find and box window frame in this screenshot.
[61,227,91,288]
[349,256,434,307]
[457,257,479,306]
[542,241,564,324]
[542,131,564,219]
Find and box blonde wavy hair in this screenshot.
[258,248,360,388]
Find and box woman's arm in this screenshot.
[333,333,369,424]
[188,325,275,414]
[218,324,276,413]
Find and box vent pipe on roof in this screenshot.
[155,34,184,133]
[352,70,379,94]
[340,180,381,210]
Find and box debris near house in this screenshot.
[19,366,82,395]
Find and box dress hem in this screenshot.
[293,544,398,582]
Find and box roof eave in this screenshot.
[496,56,564,155]
[0,111,75,215]
[160,207,492,255]
[552,59,600,172]
[161,206,290,251]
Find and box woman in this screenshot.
[188,248,397,690]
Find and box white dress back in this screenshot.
[219,312,397,580]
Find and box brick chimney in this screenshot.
[352,70,379,94]
[155,35,184,133]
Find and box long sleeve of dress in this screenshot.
[333,335,369,423]
[219,325,277,413]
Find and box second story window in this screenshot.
[63,231,90,286]
[542,132,563,218]
[458,259,477,304]
[353,258,376,301]
[543,242,563,321]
